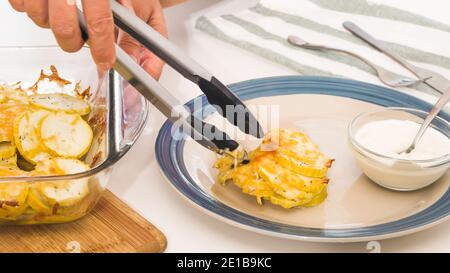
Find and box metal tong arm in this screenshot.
[77,7,238,153]
[109,0,264,139]
[110,0,212,84]
[114,47,238,153]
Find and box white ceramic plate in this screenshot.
[156,76,450,242]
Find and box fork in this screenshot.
[288,35,430,88]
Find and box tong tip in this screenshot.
[198,77,265,139]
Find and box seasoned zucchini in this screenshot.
[33,158,90,207]
[214,128,333,209]
[14,110,51,164]
[30,93,90,116]
[0,142,16,161]
[39,112,93,158]
[0,166,29,219]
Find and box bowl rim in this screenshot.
[348,107,450,165]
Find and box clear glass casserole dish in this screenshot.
[0,46,148,225]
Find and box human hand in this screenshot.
[8,0,167,79]
[116,0,167,79]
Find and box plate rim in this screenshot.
[157,167,449,243]
[155,76,450,242]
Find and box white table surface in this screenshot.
[1,0,449,253]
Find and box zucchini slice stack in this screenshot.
[28,158,90,218]
[0,75,95,223]
[215,128,334,209]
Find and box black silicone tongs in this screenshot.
[77,1,264,154]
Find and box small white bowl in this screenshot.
[348,107,450,191]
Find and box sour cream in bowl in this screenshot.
[348,108,450,191]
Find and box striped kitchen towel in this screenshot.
[195,0,450,97]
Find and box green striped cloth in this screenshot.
[195,0,450,97]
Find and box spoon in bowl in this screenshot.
[402,87,450,154]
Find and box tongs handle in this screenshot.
[76,7,239,153]
[110,0,211,84]
[111,0,264,139]
[114,46,238,152]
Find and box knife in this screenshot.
[343,21,450,94]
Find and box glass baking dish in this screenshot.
[0,46,148,225]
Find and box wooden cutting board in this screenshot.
[0,190,167,253]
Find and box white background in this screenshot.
[1,0,449,252]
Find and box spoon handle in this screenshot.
[289,37,376,69]
[412,87,450,146]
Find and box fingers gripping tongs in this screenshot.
[77,1,264,154]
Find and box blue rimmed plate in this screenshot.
[156,76,449,242]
